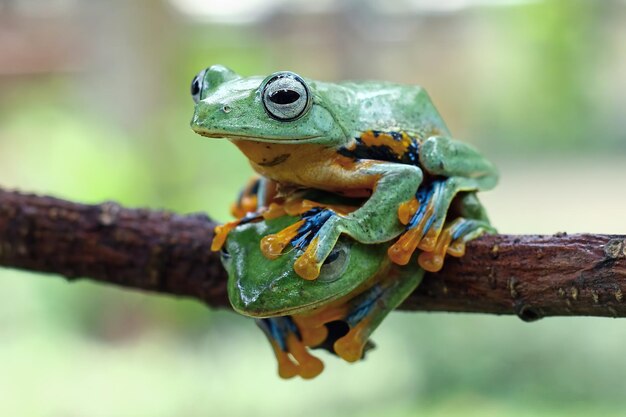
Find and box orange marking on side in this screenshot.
[260,219,305,260]
[359,130,412,157]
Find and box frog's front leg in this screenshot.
[270,163,423,280]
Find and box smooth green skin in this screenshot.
[222,215,393,317]
[194,65,499,273]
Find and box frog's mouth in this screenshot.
[232,294,341,318]
[193,130,325,144]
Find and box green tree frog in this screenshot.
[221,192,494,379]
[190,65,498,280]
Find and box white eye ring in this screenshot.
[261,72,311,121]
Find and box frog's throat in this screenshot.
[193,130,325,144]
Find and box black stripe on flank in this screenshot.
[338,131,420,165]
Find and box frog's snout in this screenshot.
[190,100,240,138]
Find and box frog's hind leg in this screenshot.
[387,175,491,266]
[230,176,278,218]
[255,317,324,379]
[333,266,425,362]
[212,177,277,252]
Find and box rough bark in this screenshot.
[0,188,624,320]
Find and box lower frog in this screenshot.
[220,193,494,379]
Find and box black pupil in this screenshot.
[323,249,340,265]
[269,89,300,105]
[191,77,200,96]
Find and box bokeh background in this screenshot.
[1,0,626,416]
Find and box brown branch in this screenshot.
[0,188,624,321]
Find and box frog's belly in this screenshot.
[234,140,376,194]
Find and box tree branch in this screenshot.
[0,188,624,321]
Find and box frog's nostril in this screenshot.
[222,105,232,113]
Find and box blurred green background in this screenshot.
[1,0,626,416]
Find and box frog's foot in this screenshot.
[418,217,496,272]
[260,208,344,280]
[333,319,372,363]
[211,212,264,252]
[388,177,483,265]
[388,179,447,265]
[256,317,324,379]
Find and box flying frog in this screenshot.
[221,193,494,379]
[191,65,498,280]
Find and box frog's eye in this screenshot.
[261,72,311,121]
[191,69,207,103]
[220,246,232,272]
[317,240,350,283]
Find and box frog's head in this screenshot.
[190,65,350,145]
[222,215,389,317]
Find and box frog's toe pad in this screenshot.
[260,219,305,259]
[256,317,326,379]
[260,208,337,267]
[333,321,370,363]
[212,213,263,252]
[417,218,494,272]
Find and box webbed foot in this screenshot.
[388,177,485,266]
[256,317,324,379]
[418,217,495,272]
[388,180,446,264]
[260,208,347,280]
